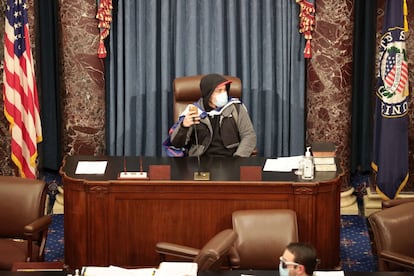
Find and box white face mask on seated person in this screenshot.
[211,90,228,108]
[279,256,301,276]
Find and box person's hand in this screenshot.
[182,105,200,127]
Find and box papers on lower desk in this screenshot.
[82,262,197,276]
[83,266,156,276]
[156,262,197,276]
[263,156,303,172]
[314,271,345,276]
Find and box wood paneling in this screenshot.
[61,156,343,269]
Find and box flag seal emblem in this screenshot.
[377,27,409,118]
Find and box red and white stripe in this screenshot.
[3,8,42,178]
[384,61,409,94]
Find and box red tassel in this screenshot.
[304,40,312,58]
[98,39,107,58]
[96,0,113,58]
[297,0,315,58]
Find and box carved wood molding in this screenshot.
[89,185,109,195]
[293,186,315,195]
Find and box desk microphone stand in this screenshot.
[193,119,210,181]
[118,156,148,179]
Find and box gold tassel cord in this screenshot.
[403,0,408,32]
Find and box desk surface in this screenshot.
[62,155,340,182]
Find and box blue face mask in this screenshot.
[279,262,290,276]
[213,91,228,108]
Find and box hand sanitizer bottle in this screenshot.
[302,146,314,180]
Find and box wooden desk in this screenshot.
[60,156,344,269]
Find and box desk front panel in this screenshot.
[62,156,342,270]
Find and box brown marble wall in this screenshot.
[306,0,354,186]
[59,0,106,156]
[1,0,414,179]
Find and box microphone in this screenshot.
[189,105,210,180]
[193,118,202,174]
[118,156,148,179]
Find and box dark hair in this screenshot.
[286,242,318,275]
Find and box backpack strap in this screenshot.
[232,102,241,123]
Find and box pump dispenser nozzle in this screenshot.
[305,146,311,157]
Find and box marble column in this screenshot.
[306,0,354,189]
[59,0,106,156]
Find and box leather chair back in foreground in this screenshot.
[173,75,242,122]
[156,229,238,271]
[368,201,414,271]
[0,176,51,270]
[194,229,238,270]
[230,209,298,270]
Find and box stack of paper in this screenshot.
[263,156,303,172]
[82,262,197,276]
[83,266,156,276]
[156,262,197,276]
[314,271,345,276]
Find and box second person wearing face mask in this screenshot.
[279,242,318,276]
[169,73,257,157]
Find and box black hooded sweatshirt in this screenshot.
[199,74,235,156]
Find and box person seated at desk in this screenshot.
[167,73,257,157]
[279,242,319,276]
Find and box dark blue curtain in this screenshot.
[37,0,62,170]
[351,0,377,173]
[107,0,305,157]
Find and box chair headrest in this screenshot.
[174,75,242,101]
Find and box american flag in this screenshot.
[3,0,42,178]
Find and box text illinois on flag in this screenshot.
[371,0,409,199]
[3,0,42,178]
